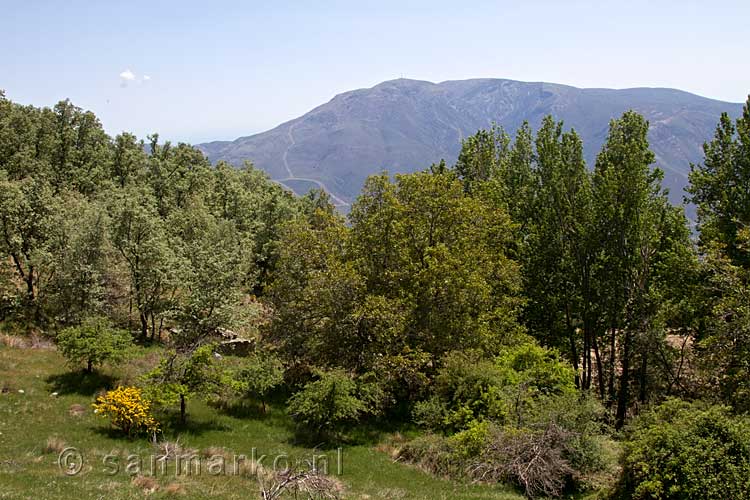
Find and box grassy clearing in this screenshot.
[0,342,523,499]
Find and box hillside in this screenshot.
[197,78,744,210]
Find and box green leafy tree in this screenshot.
[56,316,132,372]
[44,194,111,324]
[349,171,524,358]
[233,352,284,412]
[168,199,250,349]
[144,344,225,425]
[287,369,367,434]
[111,132,147,188]
[687,97,750,266]
[621,398,750,500]
[521,117,599,391]
[0,174,56,306]
[593,111,693,428]
[109,186,179,340]
[695,228,750,411]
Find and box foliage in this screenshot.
[232,351,284,412]
[92,386,159,436]
[414,342,575,432]
[620,398,750,500]
[694,230,750,411]
[143,344,228,423]
[56,316,132,372]
[287,370,367,434]
[687,97,750,266]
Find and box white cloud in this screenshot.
[119,69,152,88]
[119,69,136,81]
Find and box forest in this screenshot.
[2,88,750,499]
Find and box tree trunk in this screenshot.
[25,265,35,303]
[592,334,606,400]
[616,328,632,430]
[564,305,580,389]
[608,323,617,407]
[86,358,93,373]
[180,394,186,425]
[638,352,648,403]
[140,311,149,340]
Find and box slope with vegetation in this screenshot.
[2,88,750,499]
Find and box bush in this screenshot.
[287,370,366,434]
[449,420,492,458]
[397,433,464,478]
[92,386,159,436]
[527,391,610,474]
[233,352,284,412]
[404,391,613,498]
[468,423,575,499]
[414,342,576,432]
[56,316,132,372]
[620,398,750,499]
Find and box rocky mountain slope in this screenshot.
[197,78,744,210]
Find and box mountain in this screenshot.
[197,78,744,212]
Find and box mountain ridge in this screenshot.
[196,78,745,211]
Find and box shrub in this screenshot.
[233,352,284,412]
[397,433,463,478]
[404,392,613,498]
[287,370,366,434]
[494,341,576,396]
[620,398,750,499]
[413,350,507,432]
[57,316,132,372]
[468,423,575,499]
[92,386,159,436]
[449,420,492,458]
[527,391,610,475]
[414,342,576,432]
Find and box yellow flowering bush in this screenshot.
[92,386,159,436]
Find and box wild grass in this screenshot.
[0,342,523,499]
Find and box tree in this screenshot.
[48,99,111,194]
[620,399,750,500]
[592,111,692,428]
[145,344,225,425]
[0,174,56,307]
[44,194,111,324]
[520,117,599,391]
[167,199,250,350]
[56,316,132,372]
[695,228,750,411]
[111,132,147,188]
[233,352,284,412]
[109,186,179,340]
[349,171,524,358]
[454,125,510,193]
[146,139,212,217]
[287,369,367,434]
[687,97,750,266]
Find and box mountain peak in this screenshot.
[197,78,743,213]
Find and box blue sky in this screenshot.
[2,0,748,143]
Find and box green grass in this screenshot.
[0,342,524,499]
